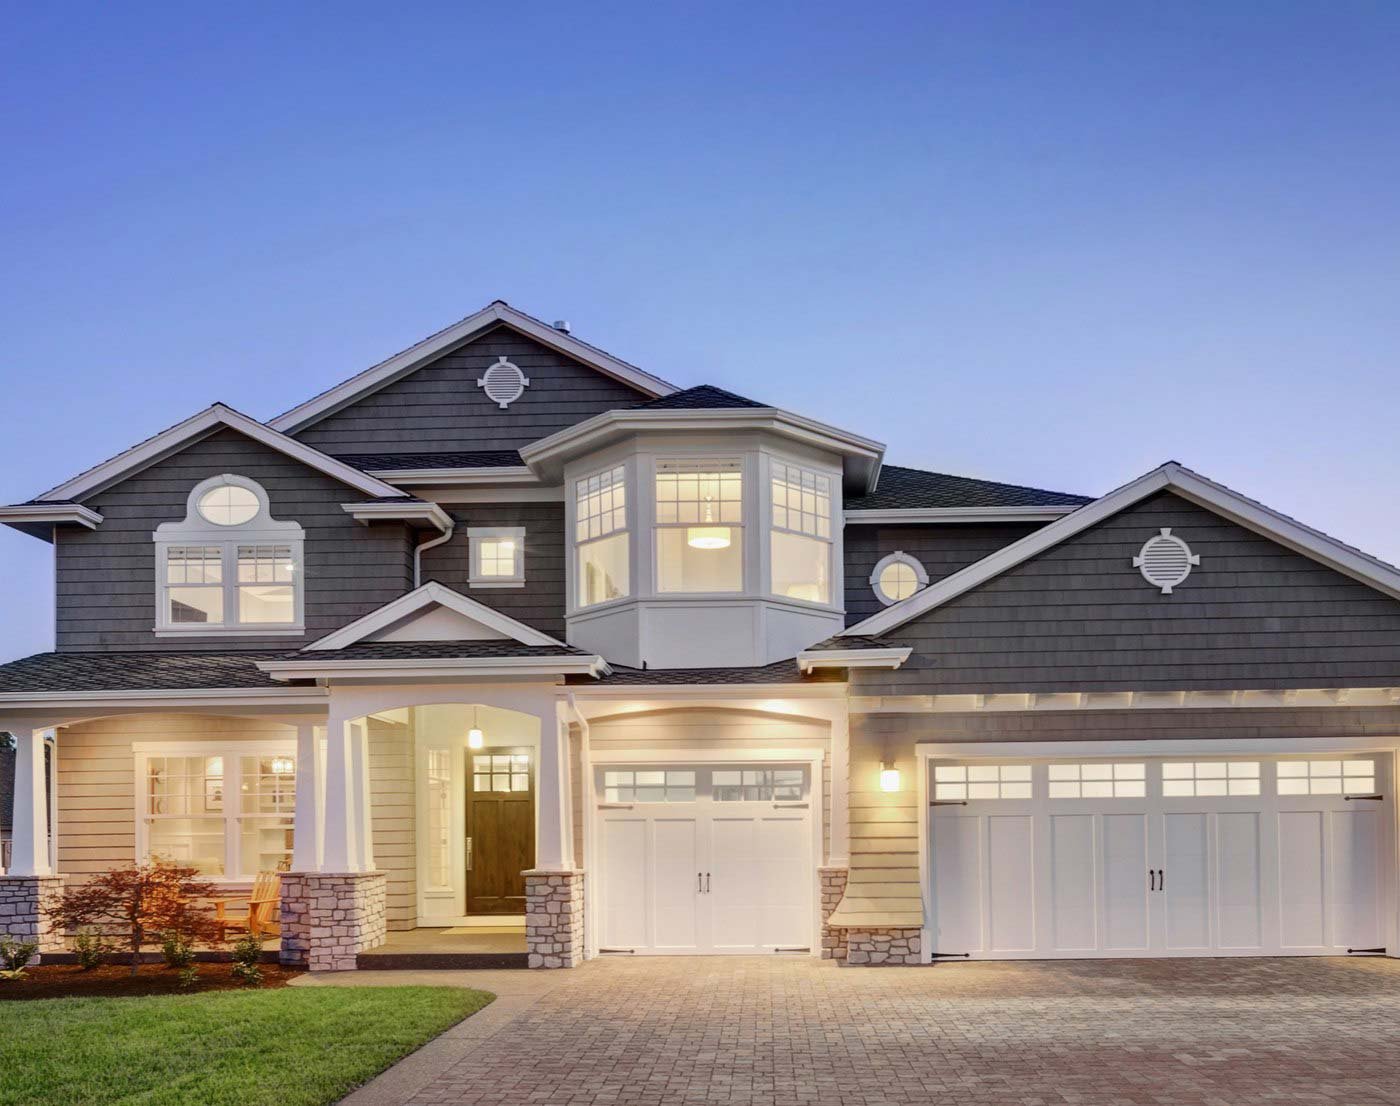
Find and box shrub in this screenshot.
[161,930,196,969]
[231,934,263,986]
[0,936,39,979]
[178,964,201,990]
[73,928,110,971]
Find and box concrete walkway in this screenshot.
[300,955,1400,1105]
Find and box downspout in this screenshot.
[413,516,455,588]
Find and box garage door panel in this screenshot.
[651,817,701,951]
[931,816,984,955]
[1216,812,1263,950]
[1102,814,1149,952]
[1278,811,1327,949]
[1330,810,1383,951]
[1163,813,1211,951]
[1049,814,1096,952]
[987,815,1036,953]
[601,818,649,949]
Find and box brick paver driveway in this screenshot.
[404,956,1400,1105]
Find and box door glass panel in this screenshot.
[1048,763,1146,799]
[603,769,695,803]
[712,768,804,802]
[1277,759,1375,795]
[473,753,531,792]
[934,764,1031,800]
[425,748,452,890]
[1162,761,1260,797]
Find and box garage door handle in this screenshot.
[697,871,703,894]
[930,800,968,807]
[705,872,711,893]
[1148,868,1155,891]
[1158,868,1165,891]
[1345,794,1384,802]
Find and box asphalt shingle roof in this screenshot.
[845,464,1093,511]
[569,658,843,685]
[0,652,288,693]
[336,450,524,472]
[631,384,768,411]
[802,635,901,651]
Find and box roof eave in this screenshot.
[796,647,912,673]
[256,655,611,681]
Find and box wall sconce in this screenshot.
[467,705,485,750]
[880,763,901,793]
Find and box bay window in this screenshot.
[576,465,629,607]
[769,460,833,603]
[655,460,743,592]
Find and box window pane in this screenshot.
[169,586,224,625]
[239,755,296,814]
[478,538,517,577]
[167,546,222,584]
[239,585,295,623]
[148,817,225,876]
[770,462,831,539]
[425,749,452,890]
[197,484,259,526]
[656,528,743,593]
[578,531,629,607]
[576,466,627,542]
[878,562,919,601]
[771,530,829,604]
[238,817,293,875]
[148,756,223,816]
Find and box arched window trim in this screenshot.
[870,550,929,607]
[153,474,306,636]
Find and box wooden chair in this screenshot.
[211,871,282,941]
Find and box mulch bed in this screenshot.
[0,961,304,1001]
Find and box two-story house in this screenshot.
[3,301,1399,970]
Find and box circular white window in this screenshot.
[477,357,530,409]
[197,484,260,526]
[1132,527,1200,594]
[871,552,928,605]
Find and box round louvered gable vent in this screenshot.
[477,357,530,408]
[1132,528,1200,594]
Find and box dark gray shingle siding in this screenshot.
[854,491,1400,695]
[291,327,653,455]
[56,428,415,651]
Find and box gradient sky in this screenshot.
[2,3,1398,662]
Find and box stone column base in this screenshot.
[819,866,849,962]
[279,871,387,971]
[0,875,66,962]
[845,927,922,965]
[525,869,584,968]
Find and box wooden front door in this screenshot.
[465,748,534,914]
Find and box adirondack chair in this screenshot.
[211,871,282,941]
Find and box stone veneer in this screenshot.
[279,872,387,971]
[845,927,922,965]
[0,876,66,960]
[525,869,584,968]
[819,867,849,962]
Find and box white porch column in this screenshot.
[10,726,52,877]
[350,719,375,871]
[321,713,363,872]
[535,703,573,871]
[829,702,851,867]
[290,723,322,872]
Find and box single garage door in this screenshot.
[596,764,815,954]
[929,754,1391,959]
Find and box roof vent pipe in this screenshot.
[552,320,571,333]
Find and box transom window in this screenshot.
[655,460,743,593]
[1162,761,1260,797]
[575,466,629,608]
[1277,759,1376,796]
[468,527,526,587]
[472,753,531,793]
[603,769,697,803]
[197,484,260,526]
[770,460,833,605]
[713,768,803,802]
[141,748,296,878]
[1048,763,1146,798]
[935,764,1032,800]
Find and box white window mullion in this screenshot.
[225,754,243,878]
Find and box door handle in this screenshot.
[1148,868,1156,891]
[1157,868,1164,891]
[705,872,711,893]
[697,871,703,894]
[465,836,473,872]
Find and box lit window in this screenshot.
[576,466,629,608]
[1162,761,1260,797]
[712,768,804,802]
[934,764,1032,800]
[1048,762,1146,798]
[770,460,833,604]
[424,748,452,891]
[603,769,696,803]
[871,552,928,606]
[472,753,532,793]
[141,749,295,878]
[1277,759,1375,796]
[155,476,303,633]
[655,460,743,593]
[468,527,526,587]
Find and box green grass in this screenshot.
[0,985,493,1106]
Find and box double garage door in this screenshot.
[596,764,816,954]
[931,754,1392,959]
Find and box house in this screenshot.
[1,300,1398,971]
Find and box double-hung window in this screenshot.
[468,527,526,587]
[654,459,743,593]
[155,475,304,634]
[769,460,833,604]
[576,465,629,608]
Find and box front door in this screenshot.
[465,748,534,915]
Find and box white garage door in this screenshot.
[596,764,815,954]
[929,754,1391,959]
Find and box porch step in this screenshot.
[355,950,530,970]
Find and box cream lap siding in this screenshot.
[367,716,416,931]
[55,713,295,881]
[292,327,653,455]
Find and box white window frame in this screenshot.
[870,551,929,606]
[467,526,526,588]
[153,474,305,636]
[574,463,630,610]
[133,739,297,883]
[652,457,746,595]
[767,457,836,608]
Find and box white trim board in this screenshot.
[851,687,1400,714]
[33,403,407,504]
[258,655,609,681]
[797,647,910,673]
[303,580,563,650]
[845,461,1400,637]
[843,506,1078,525]
[915,737,1400,759]
[0,504,103,529]
[341,501,453,531]
[269,302,678,434]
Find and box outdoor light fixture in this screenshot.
[687,495,732,550]
[880,763,901,792]
[270,756,294,776]
[467,705,485,750]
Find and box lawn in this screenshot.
[0,985,493,1106]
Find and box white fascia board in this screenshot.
[341,501,453,531]
[566,682,848,701]
[519,408,886,492]
[269,302,678,434]
[0,687,329,709]
[796,647,911,673]
[843,506,1078,525]
[34,404,407,504]
[0,504,104,528]
[853,686,1400,714]
[257,655,610,681]
[304,580,564,650]
[367,466,541,487]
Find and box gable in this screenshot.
[304,581,562,651]
[856,490,1400,695]
[290,325,659,456]
[364,604,510,643]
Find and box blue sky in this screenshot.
[2,3,1398,661]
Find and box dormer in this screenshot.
[520,386,885,668]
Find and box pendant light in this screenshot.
[686,494,731,550]
[467,705,485,750]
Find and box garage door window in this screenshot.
[604,770,696,803]
[1048,762,1146,798]
[1162,761,1260,797]
[934,764,1031,800]
[713,768,804,802]
[1277,759,1375,795]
